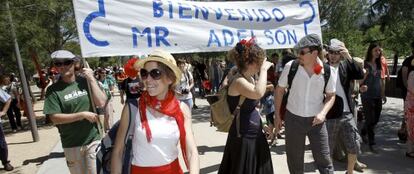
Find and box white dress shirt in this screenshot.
[278,58,337,117]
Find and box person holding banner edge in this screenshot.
[111,50,199,174]
[43,50,107,174]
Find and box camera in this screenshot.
[181,89,189,94]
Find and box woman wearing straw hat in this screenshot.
[111,50,199,174]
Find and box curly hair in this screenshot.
[227,43,266,72]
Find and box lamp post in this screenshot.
[5,0,39,142]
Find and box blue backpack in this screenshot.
[96,99,138,174]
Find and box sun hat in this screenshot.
[134,50,182,85]
[294,34,322,50]
[50,50,76,60]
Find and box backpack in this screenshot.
[396,67,405,89]
[210,75,245,134]
[96,99,138,174]
[280,60,341,120]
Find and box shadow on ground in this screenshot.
[191,105,212,124]
[198,145,225,155]
[2,116,54,137]
[22,152,65,166]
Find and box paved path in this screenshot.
[35,96,414,174]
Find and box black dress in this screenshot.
[218,95,274,174]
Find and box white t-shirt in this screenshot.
[333,67,350,112]
[278,59,337,117]
[0,89,11,123]
[176,71,193,100]
[131,109,180,167]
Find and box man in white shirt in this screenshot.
[275,34,337,174]
[0,89,13,171]
[326,39,366,174]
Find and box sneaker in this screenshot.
[12,129,17,133]
[3,162,14,171]
[354,161,367,172]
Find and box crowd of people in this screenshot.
[0,35,413,174]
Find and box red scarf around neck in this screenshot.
[139,90,189,169]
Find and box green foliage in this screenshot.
[320,0,414,58]
[0,0,77,75]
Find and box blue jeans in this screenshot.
[180,98,193,110]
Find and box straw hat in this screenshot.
[134,50,182,85]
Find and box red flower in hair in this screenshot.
[239,37,255,47]
[240,39,247,45]
[314,64,323,75]
[124,58,139,78]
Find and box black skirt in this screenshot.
[218,131,274,174]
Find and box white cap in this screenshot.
[329,39,345,51]
[50,50,76,59]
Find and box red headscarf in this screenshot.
[138,90,189,169]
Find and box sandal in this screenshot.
[406,152,414,158]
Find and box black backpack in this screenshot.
[282,60,343,120]
[396,67,405,89]
[96,99,138,174]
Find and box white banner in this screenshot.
[73,0,322,57]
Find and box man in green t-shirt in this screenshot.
[43,50,107,174]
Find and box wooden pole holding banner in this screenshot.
[81,57,105,136]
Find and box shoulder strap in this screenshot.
[287,60,300,90]
[124,78,129,91]
[323,63,331,93]
[218,68,230,87]
[125,99,138,144]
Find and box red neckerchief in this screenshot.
[139,90,189,169]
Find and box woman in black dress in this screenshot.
[218,38,274,174]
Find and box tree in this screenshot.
[0,0,77,74]
[368,0,414,55]
[319,0,369,57]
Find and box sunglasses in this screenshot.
[297,49,313,56]
[140,69,163,80]
[53,60,74,67]
[329,51,341,55]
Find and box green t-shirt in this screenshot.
[43,77,101,148]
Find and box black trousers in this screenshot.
[361,98,382,145]
[7,99,22,130]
